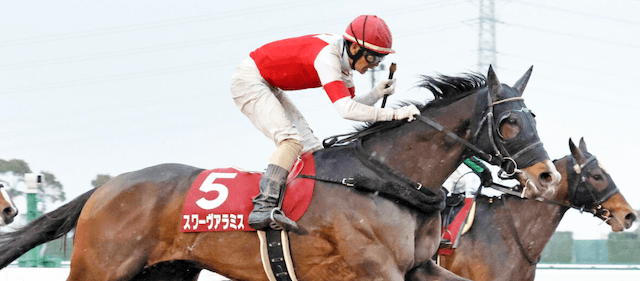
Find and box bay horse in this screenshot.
[437,138,638,281]
[0,183,18,226]
[0,66,561,281]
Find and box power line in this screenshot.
[0,0,466,49]
[495,64,639,103]
[0,4,474,71]
[0,0,343,48]
[1,92,211,123]
[0,60,238,95]
[510,0,640,27]
[1,18,473,71]
[499,51,637,81]
[506,22,640,50]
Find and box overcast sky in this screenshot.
[1,0,638,239]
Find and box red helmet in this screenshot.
[343,15,394,54]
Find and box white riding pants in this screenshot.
[230,57,322,153]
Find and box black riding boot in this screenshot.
[248,164,299,231]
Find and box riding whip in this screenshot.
[381,62,396,108]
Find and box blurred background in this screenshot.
[1,0,638,268]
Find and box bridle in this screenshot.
[468,94,546,179]
[565,155,619,220]
[491,153,619,265]
[412,91,548,181]
[495,155,619,219]
[323,90,548,193]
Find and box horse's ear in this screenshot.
[487,65,504,101]
[513,66,533,96]
[579,137,588,152]
[569,138,587,163]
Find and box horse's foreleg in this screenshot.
[405,260,471,281]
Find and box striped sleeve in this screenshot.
[323,81,354,103]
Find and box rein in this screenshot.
[485,155,619,265]
[566,155,618,220]
[494,155,619,218]
[304,139,425,192]
[501,195,540,265]
[352,139,424,191]
[324,92,540,176]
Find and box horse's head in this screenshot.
[472,65,561,198]
[565,137,637,231]
[0,183,18,226]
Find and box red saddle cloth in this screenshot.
[181,152,315,232]
[439,197,474,255]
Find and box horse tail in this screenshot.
[0,187,97,269]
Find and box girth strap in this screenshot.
[257,229,299,281]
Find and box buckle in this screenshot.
[341,178,355,187]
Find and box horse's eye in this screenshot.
[593,174,603,181]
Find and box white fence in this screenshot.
[535,264,640,281]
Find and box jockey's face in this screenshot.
[349,44,380,74]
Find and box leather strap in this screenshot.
[257,229,299,281]
[501,196,539,265]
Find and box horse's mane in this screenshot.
[354,73,486,133]
[417,72,486,110]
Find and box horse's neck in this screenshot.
[471,158,572,268]
[493,192,569,263]
[362,96,478,193]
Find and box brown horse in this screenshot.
[0,66,561,281]
[437,138,638,281]
[0,183,18,226]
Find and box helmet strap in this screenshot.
[345,40,365,70]
[345,15,368,70]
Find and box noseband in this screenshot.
[495,154,619,265]
[470,94,547,178]
[323,91,547,182]
[566,155,619,219]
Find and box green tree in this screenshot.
[0,159,31,174]
[0,158,66,211]
[91,174,112,188]
[39,171,66,210]
[0,159,31,198]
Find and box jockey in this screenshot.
[231,15,420,231]
[443,157,494,197]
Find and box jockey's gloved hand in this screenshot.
[371,78,397,98]
[393,104,420,122]
[479,168,493,187]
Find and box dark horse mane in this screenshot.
[355,72,486,134]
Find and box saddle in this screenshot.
[181,152,315,233]
[305,141,446,213]
[438,193,477,255]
